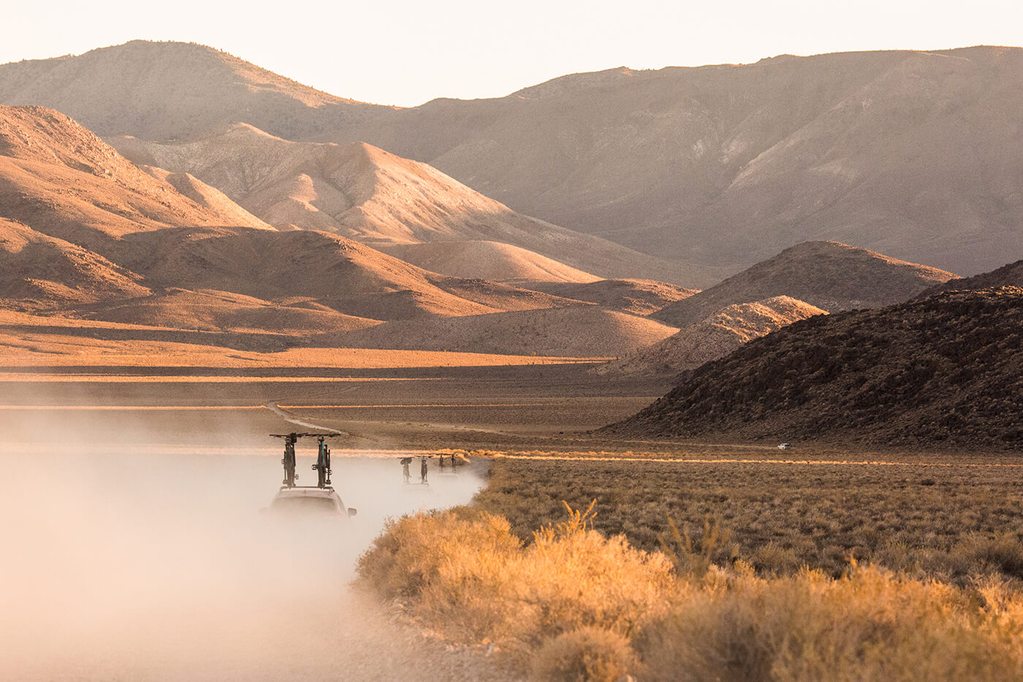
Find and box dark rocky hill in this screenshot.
[610,287,1023,450]
[920,260,1023,297]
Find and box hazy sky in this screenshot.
[5,0,1021,106]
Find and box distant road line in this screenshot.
[0,405,265,410]
[265,401,348,437]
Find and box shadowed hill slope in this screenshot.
[431,278,583,312]
[598,296,826,378]
[653,241,955,328]
[0,218,149,310]
[611,287,1023,449]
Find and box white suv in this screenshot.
[269,487,357,517]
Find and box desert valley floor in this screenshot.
[0,358,654,449]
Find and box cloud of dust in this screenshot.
[0,389,486,680]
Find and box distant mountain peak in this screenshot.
[0,41,389,140]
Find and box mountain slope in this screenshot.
[598,296,826,378]
[0,218,149,310]
[334,306,679,357]
[0,105,601,343]
[110,124,685,283]
[920,259,1023,297]
[0,105,269,249]
[653,241,955,327]
[0,41,387,140]
[610,288,1023,449]
[336,47,1023,276]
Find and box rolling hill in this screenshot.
[381,241,598,283]
[334,306,679,357]
[653,241,955,328]
[598,296,826,378]
[610,287,1023,449]
[78,288,380,336]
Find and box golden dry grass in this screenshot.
[358,504,1023,681]
[358,505,673,675]
[475,457,1023,580]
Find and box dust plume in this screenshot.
[0,406,487,680]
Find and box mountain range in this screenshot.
[3,41,1020,279]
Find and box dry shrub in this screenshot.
[749,542,802,576]
[950,533,1023,580]
[658,515,739,578]
[637,565,1023,681]
[357,507,524,643]
[531,626,637,682]
[357,503,673,671]
[357,506,521,601]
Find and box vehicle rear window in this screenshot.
[272,496,338,512]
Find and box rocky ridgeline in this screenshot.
[610,287,1023,450]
